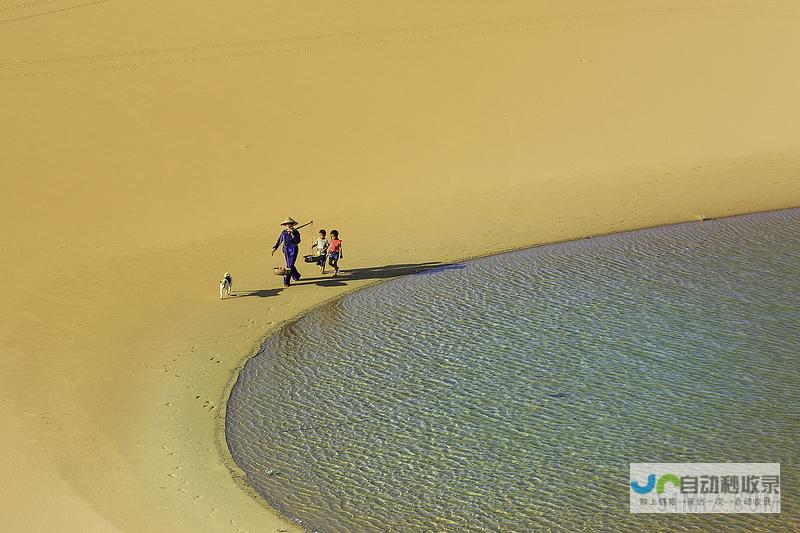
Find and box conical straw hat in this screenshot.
[280,217,297,226]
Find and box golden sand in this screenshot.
[1,1,799,531]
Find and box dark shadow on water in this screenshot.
[296,261,465,287]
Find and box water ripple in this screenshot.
[227,209,800,532]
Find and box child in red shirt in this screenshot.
[327,230,343,276]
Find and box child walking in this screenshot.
[327,230,343,277]
[312,229,329,274]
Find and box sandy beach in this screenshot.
[2,1,799,531]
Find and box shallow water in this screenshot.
[227,209,800,532]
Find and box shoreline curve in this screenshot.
[219,206,799,529]
[2,2,800,530]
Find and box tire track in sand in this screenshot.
[0,1,796,80]
[0,0,109,24]
[0,0,60,13]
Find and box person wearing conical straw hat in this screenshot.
[271,217,302,287]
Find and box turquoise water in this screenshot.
[226,209,800,532]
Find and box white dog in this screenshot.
[219,272,233,299]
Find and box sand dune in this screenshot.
[1,1,799,531]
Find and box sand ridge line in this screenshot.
[0,1,795,70]
[0,0,60,13]
[1,2,796,81]
[0,0,109,24]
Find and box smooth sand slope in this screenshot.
[1,1,799,531]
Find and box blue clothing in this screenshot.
[273,230,301,285]
[274,229,301,256]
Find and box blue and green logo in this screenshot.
[630,473,681,494]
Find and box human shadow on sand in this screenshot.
[296,261,466,287]
[230,288,283,299]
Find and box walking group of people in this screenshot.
[271,217,343,287]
